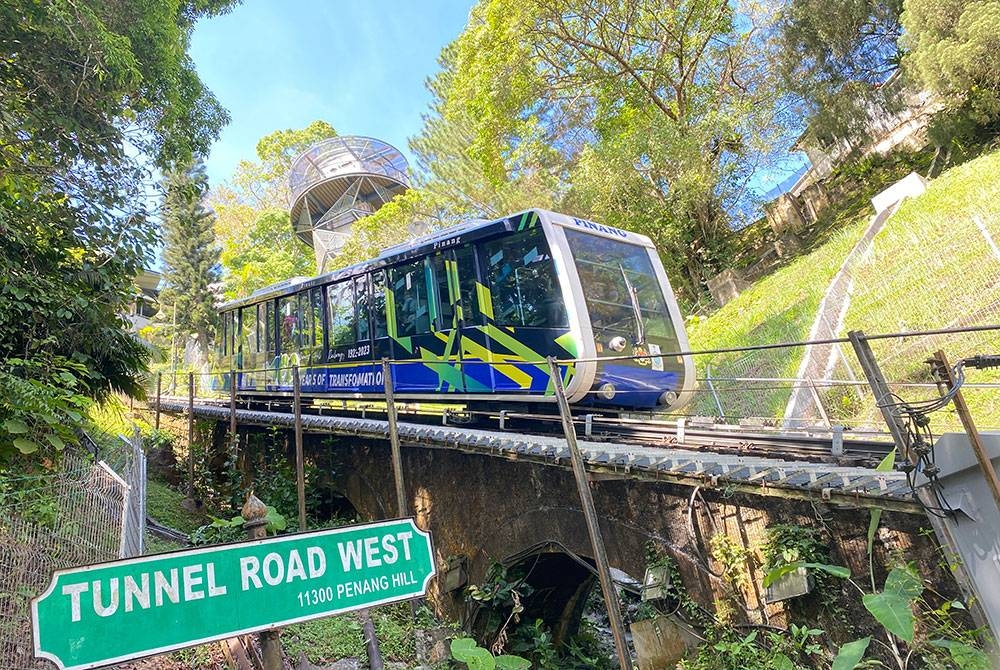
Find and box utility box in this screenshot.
[763,566,814,604]
[630,615,700,670]
[917,432,1000,667]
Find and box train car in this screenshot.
[215,209,695,412]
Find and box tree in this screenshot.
[901,0,1000,130]
[159,161,221,355]
[776,0,904,142]
[0,0,235,459]
[401,0,786,300]
[210,121,335,298]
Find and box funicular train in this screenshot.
[215,209,695,412]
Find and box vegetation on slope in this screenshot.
[686,147,1000,427]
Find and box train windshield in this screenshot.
[565,230,677,345]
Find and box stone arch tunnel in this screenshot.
[187,418,961,647]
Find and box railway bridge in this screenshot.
[154,399,954,650]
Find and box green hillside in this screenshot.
[686,149,1000,429]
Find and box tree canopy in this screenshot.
[358,0,788,301]
[0,0,235,459]
[901,0,1000,129]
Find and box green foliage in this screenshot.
[709,533,753,589]
[777,0,903,143]
[0,0,234,463]
[677,629,805,670]
[901,0,1000,127]
[831,636,871,670]
[762,524,832,572]
[451,637,530,670]
[190,505,287,545]
[929,639,992,670]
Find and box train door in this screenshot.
[264,298,278,389]
[386,254,462,394]
[454,245,493,395]
[478,227,570,395]
[326,276,379,394]
[238,303,262,391]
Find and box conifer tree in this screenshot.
[160,160,221,357]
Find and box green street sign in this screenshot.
[32,517,435,670]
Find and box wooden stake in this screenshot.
[382,358,408,517]
[932,351,1000,515]
[187,372,194,499]
[546,357,631,670]
[154,372,161,431]
[293,366,306,532]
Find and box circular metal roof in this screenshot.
[288,135,410,248]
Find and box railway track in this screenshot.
[165,396,895,467]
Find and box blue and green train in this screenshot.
[215,209,695,412]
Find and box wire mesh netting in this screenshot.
[0,439,145,669]
[679,192,1000,434]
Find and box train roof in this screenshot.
[219,211,527,311]
[219,209,656,311]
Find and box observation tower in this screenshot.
[288,135,410,272]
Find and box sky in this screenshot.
[190,0,475,188]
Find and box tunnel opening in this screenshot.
[470,542,640,667]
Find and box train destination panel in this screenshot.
[32,518,435,670]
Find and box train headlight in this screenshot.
[608,336,627,352]
[598,383,616,400]
[658,390,678,406]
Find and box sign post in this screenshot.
[32,518,435,670]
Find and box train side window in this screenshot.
[219,312,228,356]
[428,254,455,330]
[298,291,313,352]
[483,230,567,328]
[371,271,388,338]
[391,259,430,337]
[310,287,325,351]
[242,305,258,356]
[355,276,371,341]
[455,246,480,325]
[278,295,304,357]
[327,281,355,347]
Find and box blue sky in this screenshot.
[190,1,474,187]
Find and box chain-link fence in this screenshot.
[0,433,146,669]
[680,190,1000,435]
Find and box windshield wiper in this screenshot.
[618,263,645,345]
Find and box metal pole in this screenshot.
[382,358,408,517]
[154,372,161,431]
[932,351,1000,515]
[243,494,283,669]
[360,608,384,670]
[293,367,307,532]
[546,357,631,670]
[849,332,991,635]
[807,378,831,428]
[705,364,725,418]
[847,331,909,450]
[187,371,195,499]
[229,370,237,438]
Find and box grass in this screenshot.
[283,603,428,666]
[840,150,1000,430]
[686,147,1000,428]
[147,479,208,533]
[686,216,870,418]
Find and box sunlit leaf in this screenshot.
[863,592,914,642]
[832,637,871,670]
